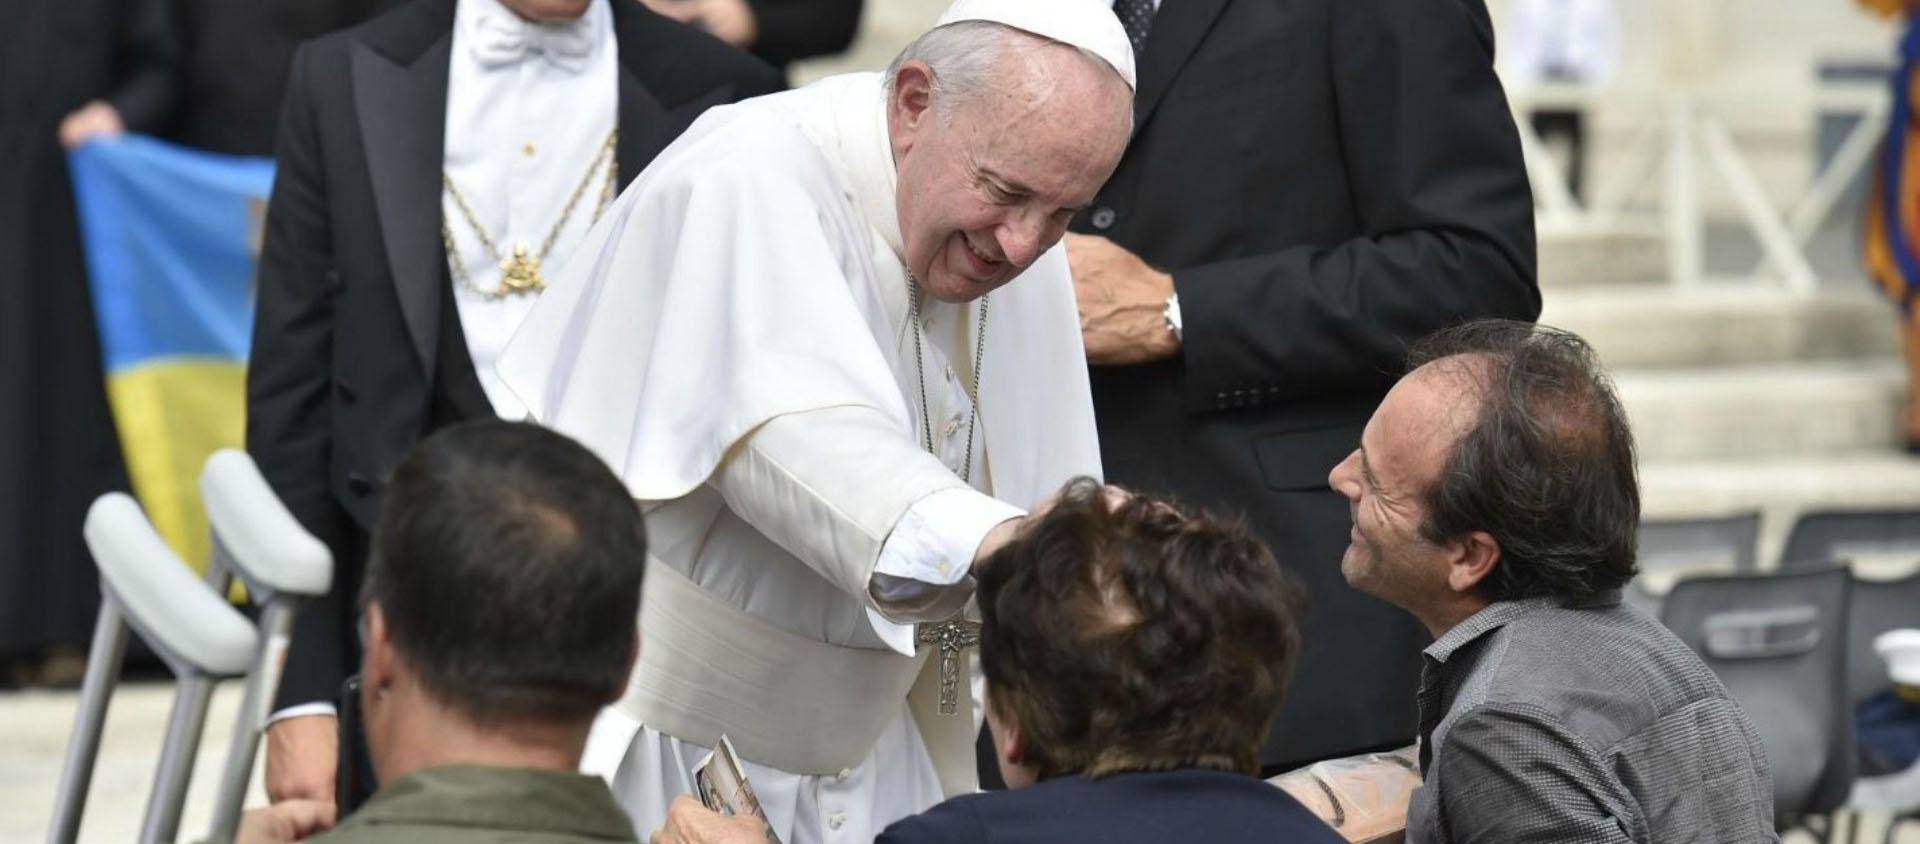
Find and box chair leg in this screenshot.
[139,673,218,844]
[46,604,128,844]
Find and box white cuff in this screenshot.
[874,488,1023,586]
[267,701,339,725]
[863,488,1022,655]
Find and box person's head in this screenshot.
[1328,320,1640,636]
[496,0,594,22]
[976,479,1301,787]
[357,419,647,780]
[884,20,1134,303]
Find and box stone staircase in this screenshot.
[1537,229,1920,569]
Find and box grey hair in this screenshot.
[884,20,1128,122]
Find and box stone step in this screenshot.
[1541,286,1899,368]
[1615,360,1905,460]
[1537,223,1668,288]
[1640,454,1920,573]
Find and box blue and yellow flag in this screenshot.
[68,135,273,573]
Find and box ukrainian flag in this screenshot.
[67,135,273,574]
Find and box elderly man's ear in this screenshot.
[1446,532,1501,595]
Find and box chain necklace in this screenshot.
[907,274,989,485]
[441,128,618,298]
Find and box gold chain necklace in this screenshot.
[441,129,618,298]
[907,275,989,485]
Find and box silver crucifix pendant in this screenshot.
[916,619,981,715]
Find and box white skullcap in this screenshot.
[933,0,1137,90]
[1878,629,1920,687]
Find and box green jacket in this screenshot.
[313,764,638,843]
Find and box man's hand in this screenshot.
[649,795,767,844]
[58,100,124,149]
[264,715,339,805]
[637,0,757,48]
[236,799,336,844]
[1066,233,1180,366]
[971,515,1024,575]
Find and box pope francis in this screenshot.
[495,1,1136,840]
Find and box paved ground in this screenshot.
[3,682,262,843]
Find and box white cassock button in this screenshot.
[944,366,956,385]
[827,812,846,831]
[836,768,852,782]
[943,418,960,439]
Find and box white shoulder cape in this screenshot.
[497,73,1100,510]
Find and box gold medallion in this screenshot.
[499,243,545,293]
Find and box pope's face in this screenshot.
[889,50,1131,304]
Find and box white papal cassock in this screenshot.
[494,59,1115,842]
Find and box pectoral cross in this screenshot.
[916,619,981,715]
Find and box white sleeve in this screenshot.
[267,701,338,725]
[871,487,1022,592]
[710,406,1021,633]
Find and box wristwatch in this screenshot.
[1162,292,1184,344]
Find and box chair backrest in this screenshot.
[1627,513,1762,616]
[200,449,331,600]
[1846,571,1920,706]
[1781,509,1920,574]
[1660,565,1854,825]
[83,493,257,678]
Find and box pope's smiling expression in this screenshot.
[887,41,1132,304]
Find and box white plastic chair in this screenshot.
[48,493,259,844]
[198,449,333,842]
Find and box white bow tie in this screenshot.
[470,9,596,73]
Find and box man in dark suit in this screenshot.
[652,479,1344,844]
[1064,0,1540,771]
[636,0,864,76]
[246,0,780,809]
[167,0,407,156]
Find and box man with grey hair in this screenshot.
[494,1,1135,840]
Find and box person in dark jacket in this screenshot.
[1062,0,1540,773]
[637,0,862,75]
[0,0,174,688]
[166,0,407,157]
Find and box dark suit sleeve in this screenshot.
[619,5,785,108]
[247,43,351,711]
[746,0,863,67]
[875,798,988,844]
[1173,0,1539,412]
[107,0,177,132]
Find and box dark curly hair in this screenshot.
[975,478,1301,779]
[1408,320,1639,604]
